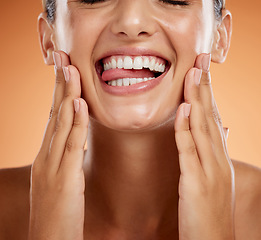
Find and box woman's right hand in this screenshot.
[28,51,89,240]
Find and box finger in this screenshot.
[60,98,89,174]
[47,65,82,172]
[184,68,218,174]
[194,54,228,161]
[51,51,71,118]
[39,51,70,158]
[174,103,203,177]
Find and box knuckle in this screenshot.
[55,71,65,84]
[183,143,197,155]
[64,92,71,99]
[49,106,59,120]
[192,91,201,102]
[73,119,81,127]
[65,139,75,152]
[199,121,210,135]
[207,108,223,127]
[49,106,54,119]
[54,113,71,133]
[201,78,211,86]
[54,119,64,132]
[65,137,84,153]
[64,90,74,100]
[200,71,211,85]
[214,112,223,127]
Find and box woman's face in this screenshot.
[53,0,217,132]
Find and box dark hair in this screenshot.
[214,0,225,20]
[43,0,225,23]
[44,0,56,22]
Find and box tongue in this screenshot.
[102,68,155,82]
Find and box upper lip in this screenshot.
[96,47,171,64]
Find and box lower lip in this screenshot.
[98,67,169,96]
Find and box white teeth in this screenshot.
[123,78,129,86]
[116,79,123,86]
[160,64,165,72]
[111,80,117,86]
[136,78,143,83]
[133,57,143,69]
[104,63,109,71]
[159,64,164,72]
[107,77,155,87]
[117,58,123,68]
[155,62,160,72]
[111,58,117,68]
[123,56,133,69]
[143,57,150,68]
[130,78,137,85]
[149,58,156,71]
[103,56,166,73]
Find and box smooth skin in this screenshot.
[0,53,261,239]
[175,57,235,240]
[1,0,261,239]
[28,60,88,240]
[31,51,234,240]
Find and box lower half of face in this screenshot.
[56,0,215,132]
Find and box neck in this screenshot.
[83,117,180,239]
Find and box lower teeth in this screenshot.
[107,77,155,86]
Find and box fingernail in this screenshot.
[183,103,192,118]
[194,69,202,85]
[202,54,211,72]
[74,99,80,113]
[53,52,61,69]
[63,67,70,82]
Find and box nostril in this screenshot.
[138,31,149,36]
[118,31,128,37]
[118,31,149,38]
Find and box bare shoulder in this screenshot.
[0,161,260,239]
[232,159,261,197]
[0,165,31,240]
[232,159,261,239]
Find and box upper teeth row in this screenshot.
[103,56,166,72]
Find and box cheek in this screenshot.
[155,11,214,91]
[167,16,207,58]
[67,12,104,62]
[56,7,108,67]
[157,9,214,60]
[57,10,108,99]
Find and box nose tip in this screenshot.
[110,3,156,40]
[116,23,152,39]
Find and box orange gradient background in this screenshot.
[0,0,260,169]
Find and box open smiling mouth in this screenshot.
[96,55,170,87]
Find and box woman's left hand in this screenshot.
[174,53,235,240]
